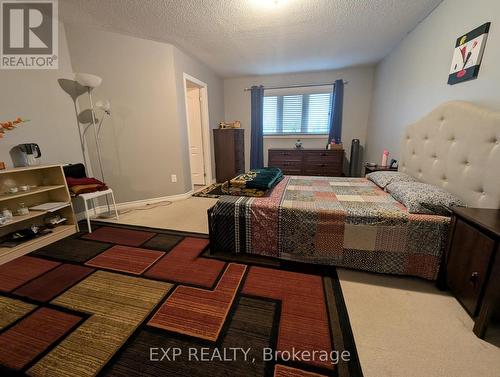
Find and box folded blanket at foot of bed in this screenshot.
[221,181,267,197]
[229,167,284,190]
[221,167,284,197]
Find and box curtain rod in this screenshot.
[243,80,348,91]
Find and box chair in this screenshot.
[63,164,119,233]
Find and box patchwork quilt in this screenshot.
[209,176,451,280]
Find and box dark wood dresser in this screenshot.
[268,148,343,176]
[213,129,244,183]
[445,207,500,338]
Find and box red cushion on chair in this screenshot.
[70,184,108,196]
[66,177,105,187]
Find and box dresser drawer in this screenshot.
[269,161,302,174]
[446,219,495,316]
[303,161,342,169]
[269,158,302,166]
[268,148,344,176]
[269,150,302,159]
[303,150,342,162]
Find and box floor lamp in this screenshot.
[75,73,114,217]
[74,73,106,183]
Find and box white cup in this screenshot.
[2,209,13,219]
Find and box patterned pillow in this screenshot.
[366,171,418,189]
[386,181,465,215]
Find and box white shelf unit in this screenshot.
[0,165,78,264]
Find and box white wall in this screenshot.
[366,0,500,163]
[64,25,224,203]
[65,25,180,203]
[0,23,83,168]
[223,66,375,172]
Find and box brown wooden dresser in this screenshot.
[268,148,343,176]
[445,207,500,338]
[213,129,244,183]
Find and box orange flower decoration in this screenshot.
[0,117,30,138]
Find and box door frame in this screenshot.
[183,73,212,190]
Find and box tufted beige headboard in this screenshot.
[399,101,500,209]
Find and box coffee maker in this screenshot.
[12,143,42,167]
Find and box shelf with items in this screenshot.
[0,185,66,202]
[0,203,71,229]
[1,189,71,217]
[0,210,46,228]
[0,225,76,265]
[0,165,77,264]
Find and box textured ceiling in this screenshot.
[60,0,442,77]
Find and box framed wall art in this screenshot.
[448,22,490,85]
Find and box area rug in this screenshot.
[192,183,225,198]
[0,222,362,377]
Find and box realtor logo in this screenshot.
[1,0,58,69]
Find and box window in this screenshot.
[263,92,332,135]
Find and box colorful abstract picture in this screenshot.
[448,23,490,85]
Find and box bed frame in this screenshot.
[207,101,500,279]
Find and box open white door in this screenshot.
[186,87,205,185]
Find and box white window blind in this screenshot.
[263,96,278,132]
[263,91,332,135]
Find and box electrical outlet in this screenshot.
[171,174,177,183]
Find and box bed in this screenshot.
[208,101,500,280]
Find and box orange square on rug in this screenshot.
[85,245,164,274]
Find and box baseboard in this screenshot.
[75,189,194,221]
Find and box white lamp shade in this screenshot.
[95,100,111,112]
[75,73,102,89]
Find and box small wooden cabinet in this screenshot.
[213,129,245,183]
[445,207,500,338]
[268,148,343,176]
[364,164,398,175]
[0,165,77,265]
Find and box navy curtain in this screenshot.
[328,79,344,144]
[250,85,264,169]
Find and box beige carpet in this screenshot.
[99,197,217,234]
[102,196,500,377]
[338,269,500,377]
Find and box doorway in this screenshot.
[183,74,211,189]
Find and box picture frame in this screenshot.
[448,22,490,85]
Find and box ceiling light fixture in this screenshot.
[251,0,287,9]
